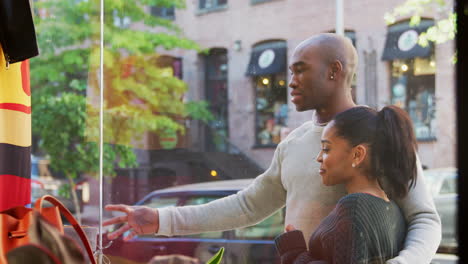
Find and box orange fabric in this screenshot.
[0,45,31,211]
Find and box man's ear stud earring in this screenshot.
[352,163,356,168]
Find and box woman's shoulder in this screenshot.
[336,193,396,214]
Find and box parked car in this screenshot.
[31,176,85,214]
[103,179,283,264]
[103,177,458,264]
[423,167,458,253]
[31,155,86,214]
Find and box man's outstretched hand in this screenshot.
[103,204,159,241]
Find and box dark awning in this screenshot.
[246,42,287,76]
[382,20,435,61]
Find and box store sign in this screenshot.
[398,30,419,52]
[258,49,275,69]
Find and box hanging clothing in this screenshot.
[0,46,32,211]
[0,0,39,67]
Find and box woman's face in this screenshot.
[316,123,355,186]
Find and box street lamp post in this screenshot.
[336,0,344,36]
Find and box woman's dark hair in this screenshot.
[332,106,417,199]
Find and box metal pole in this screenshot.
[98,0,104,262]
[335,0,344,35]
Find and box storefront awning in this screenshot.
[382,20,435,61]
[246,42,287,76]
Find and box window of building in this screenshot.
[254,73,288,146]
[383,19,436,141]
[113,10,131,28]
[390,57,436,140]
[199,0,227,11]
[251,0,276,4]
[246,41,288,147]
[150,6,175,20]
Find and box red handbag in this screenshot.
[0,195,96,264]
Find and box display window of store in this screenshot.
[383,19,436,141]
[246,41,288,147]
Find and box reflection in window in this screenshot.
[383,19,437,141]
[255,73,288,146]
[390,57,436,140]
[234,209,284,240]
[246,40,288,147]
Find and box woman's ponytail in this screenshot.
[374,106,417,199]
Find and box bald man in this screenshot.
[104,34,441,264]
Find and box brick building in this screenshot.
[142,0,456,172]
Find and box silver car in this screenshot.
[424,167,458,253]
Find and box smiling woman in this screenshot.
[276,105,418,264]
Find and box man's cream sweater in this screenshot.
[157,121,441,264]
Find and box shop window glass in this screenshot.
[390,55,436,140]
[255,73,288,146]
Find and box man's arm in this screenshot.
[156,144,287,236]
[387,155,442,264]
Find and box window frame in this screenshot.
[197,0,228,15]
[149,5,175,20]
[389,55,437,141]
[253,72,288,148]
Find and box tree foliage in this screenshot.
[384,0,456,48]
[31,0,213,183]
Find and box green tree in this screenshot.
[384,0,456,60]
[31,0,213,222]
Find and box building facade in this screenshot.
[151,0,456,170]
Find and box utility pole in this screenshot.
[335,0,344,35]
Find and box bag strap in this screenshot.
[34,195,96,264]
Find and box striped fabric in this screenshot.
[0,45,32,211]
